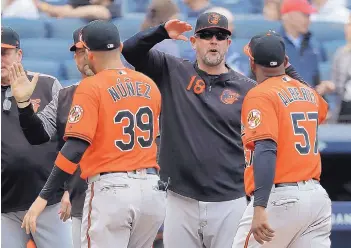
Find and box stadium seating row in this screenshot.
[2,14,346,83]
[2,14,346,42]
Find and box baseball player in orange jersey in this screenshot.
[20,20,165,248]
[232,31,332,248]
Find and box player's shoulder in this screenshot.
[124,68,157,86]
[245,81,271,100]
[74,75,100,95]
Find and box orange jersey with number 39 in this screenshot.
[64,69,161,179]
[241,75,328,196]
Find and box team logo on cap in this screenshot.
[208,13,220,25]
[68,105,83,123]
[220,89,239,104]
[247,109,261,129]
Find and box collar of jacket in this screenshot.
[193,61,234,84]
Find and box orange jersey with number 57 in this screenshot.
[64,69,161,179]
[241,75,328,196]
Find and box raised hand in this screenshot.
[9,62,39,106]
[164,19,192,41]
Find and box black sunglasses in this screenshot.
[2,87,12,113]
[195,31,229,41]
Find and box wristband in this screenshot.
[17,99,31,104]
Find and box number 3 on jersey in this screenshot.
[114,107,154,151]
[290,112,318,155]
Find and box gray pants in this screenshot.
[1,203,73,248]
[81,170,166,248]
[72,217,82,248]
[163,190,247,248]
[232,179,332,248]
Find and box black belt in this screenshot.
[275,179,320,188]
[100,167,158,176]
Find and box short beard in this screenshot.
[83,65,94,76]
[202,52,225,67]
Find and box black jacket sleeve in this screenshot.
[122,24,170,83]
[39,137,89,201]
[252,139,277,208]
[18,104,50,145]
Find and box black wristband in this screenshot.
[17,102,34,114]
[17,98,31,103]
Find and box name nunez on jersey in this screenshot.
[277,86,317,107]
[107,77,152,102]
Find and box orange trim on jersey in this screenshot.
[244,134,278,146]
[55,152,78,175]
[86,182,95,248]
[244,230,253,248]
[64,132,92,144]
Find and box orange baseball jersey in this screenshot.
[241,75,328,196]
[62,68,161,179]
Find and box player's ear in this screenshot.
[119,42,123,53]
[16,49,23,63]
[190,36,196,50]
[284,55,289,67]
[250,59,256,73]
[227,38,232,47]
[87,50,94,61]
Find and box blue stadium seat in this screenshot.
[319,62,331,81]
[234,19,280,39]
[21,38,73,61]
[176,40,194,61]
[230,38,250,56]
[123,0,150,13]
[22,59,64,80]
[45,18,87,39]
[43,0,68,5]
[60,79,80,87]
[113,14,144,41]
[63,60,81,80]
[323,40,346,61]
[310,22,345,42]
[1,18,47,38]
[211,0,260,14]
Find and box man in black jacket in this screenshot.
[1,26,72,248]
[122,12,309,248]
[10,27,93,248]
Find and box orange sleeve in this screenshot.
[64,79,100,144]
[55,152,77,174]
[241,95,279,150]
[317,93,329,124]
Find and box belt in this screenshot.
[275,179,320,188]
[100,167,158,176]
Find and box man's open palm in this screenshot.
[165,19,192,41]
[10,63,39,103]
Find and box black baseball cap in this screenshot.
[70,27,84,52]
[1,26,20,49]
[194,12,231,35]
[244,30,286,68]
[80,20,120,51]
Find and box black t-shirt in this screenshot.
[1,75,64,213]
